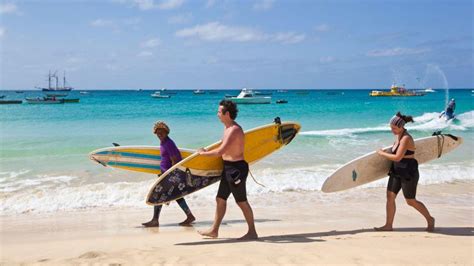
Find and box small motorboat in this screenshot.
[276,99,288,104]
[63,98,80,103]
[0,99,23,104]
[151,92,171,98]
[45,92,68,97]
[227,88,271,104]
[25,97,64,104]
[193,89,205,95]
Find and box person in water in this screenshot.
[444,98,456,119]
[142,121,196,227]
[197,100,258,240]
[375,112,435,232]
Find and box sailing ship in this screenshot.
[37,71,74,92]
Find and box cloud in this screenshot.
[176,22,265,42]
[90,19,116,28]
[0,27,5,38]
[319,56,335,63]
[168,13,192,24]
[366,47,431,57]
[133,0,156,10]
[253,0,275,11]
[205,0,217,8]
[0,3,18,14]
[176,22,305,44]
[314,24,330,32]
[90,18,141,32]
[114,0,184,10]
[137,51,153,57]
[158,0,184,10]
[141,38,161,48]
[271,32,305,44]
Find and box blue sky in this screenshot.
[0,0,472,89]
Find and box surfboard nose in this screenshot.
[280,123,301,145]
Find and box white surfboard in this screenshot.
[322,134,463,193]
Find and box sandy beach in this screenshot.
[1,181,472,265]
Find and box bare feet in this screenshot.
[198,229,218,238]
[238,231,258,240]
[374,225,393,231]
[426,217,435,232]
[179,214,196,226]
[142,220,159,227]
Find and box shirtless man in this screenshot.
[197,100,258,240]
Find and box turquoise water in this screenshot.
[1,89,473,214]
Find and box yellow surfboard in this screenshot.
[146,119,301,205]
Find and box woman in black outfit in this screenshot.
[375,112,435,232]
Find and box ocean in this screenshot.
[1,89,473,215]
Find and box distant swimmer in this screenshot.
[375,112,435,232]
[439,98,456,120]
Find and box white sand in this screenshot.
[1,181,473,265]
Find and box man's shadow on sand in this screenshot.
[156,218,280,228]
[175,227,473,246]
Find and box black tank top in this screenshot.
[391,130,415,156]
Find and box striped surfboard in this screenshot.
[89,146,195,174]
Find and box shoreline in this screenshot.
[1,181,473,264]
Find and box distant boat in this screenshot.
[79,91,89,94]
[276,99,288,104]
[0,99,22,104]
[45,92,68,97]
[151,92,171,98]
[277,90,288,93]
[25,97,64,104]
[38,71,73,92]
[370,84,425,97]
[63,98,80,103]
[193,89,205,95]
[159,88,177,95]
[227,88,271,104]
[424,88,435,93]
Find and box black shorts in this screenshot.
[217,160,249,202]
[387,159,419,199]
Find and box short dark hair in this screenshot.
[219,100,238,120]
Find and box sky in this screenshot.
[0,0,472,90]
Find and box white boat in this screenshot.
[151,92,171,98]
[193,89,205,94]
[80,91,89,94]
[424,88,435,93]
[227,88,271,104]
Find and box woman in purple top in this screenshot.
[142,121,196,227]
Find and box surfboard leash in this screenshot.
[248,169,266,187]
